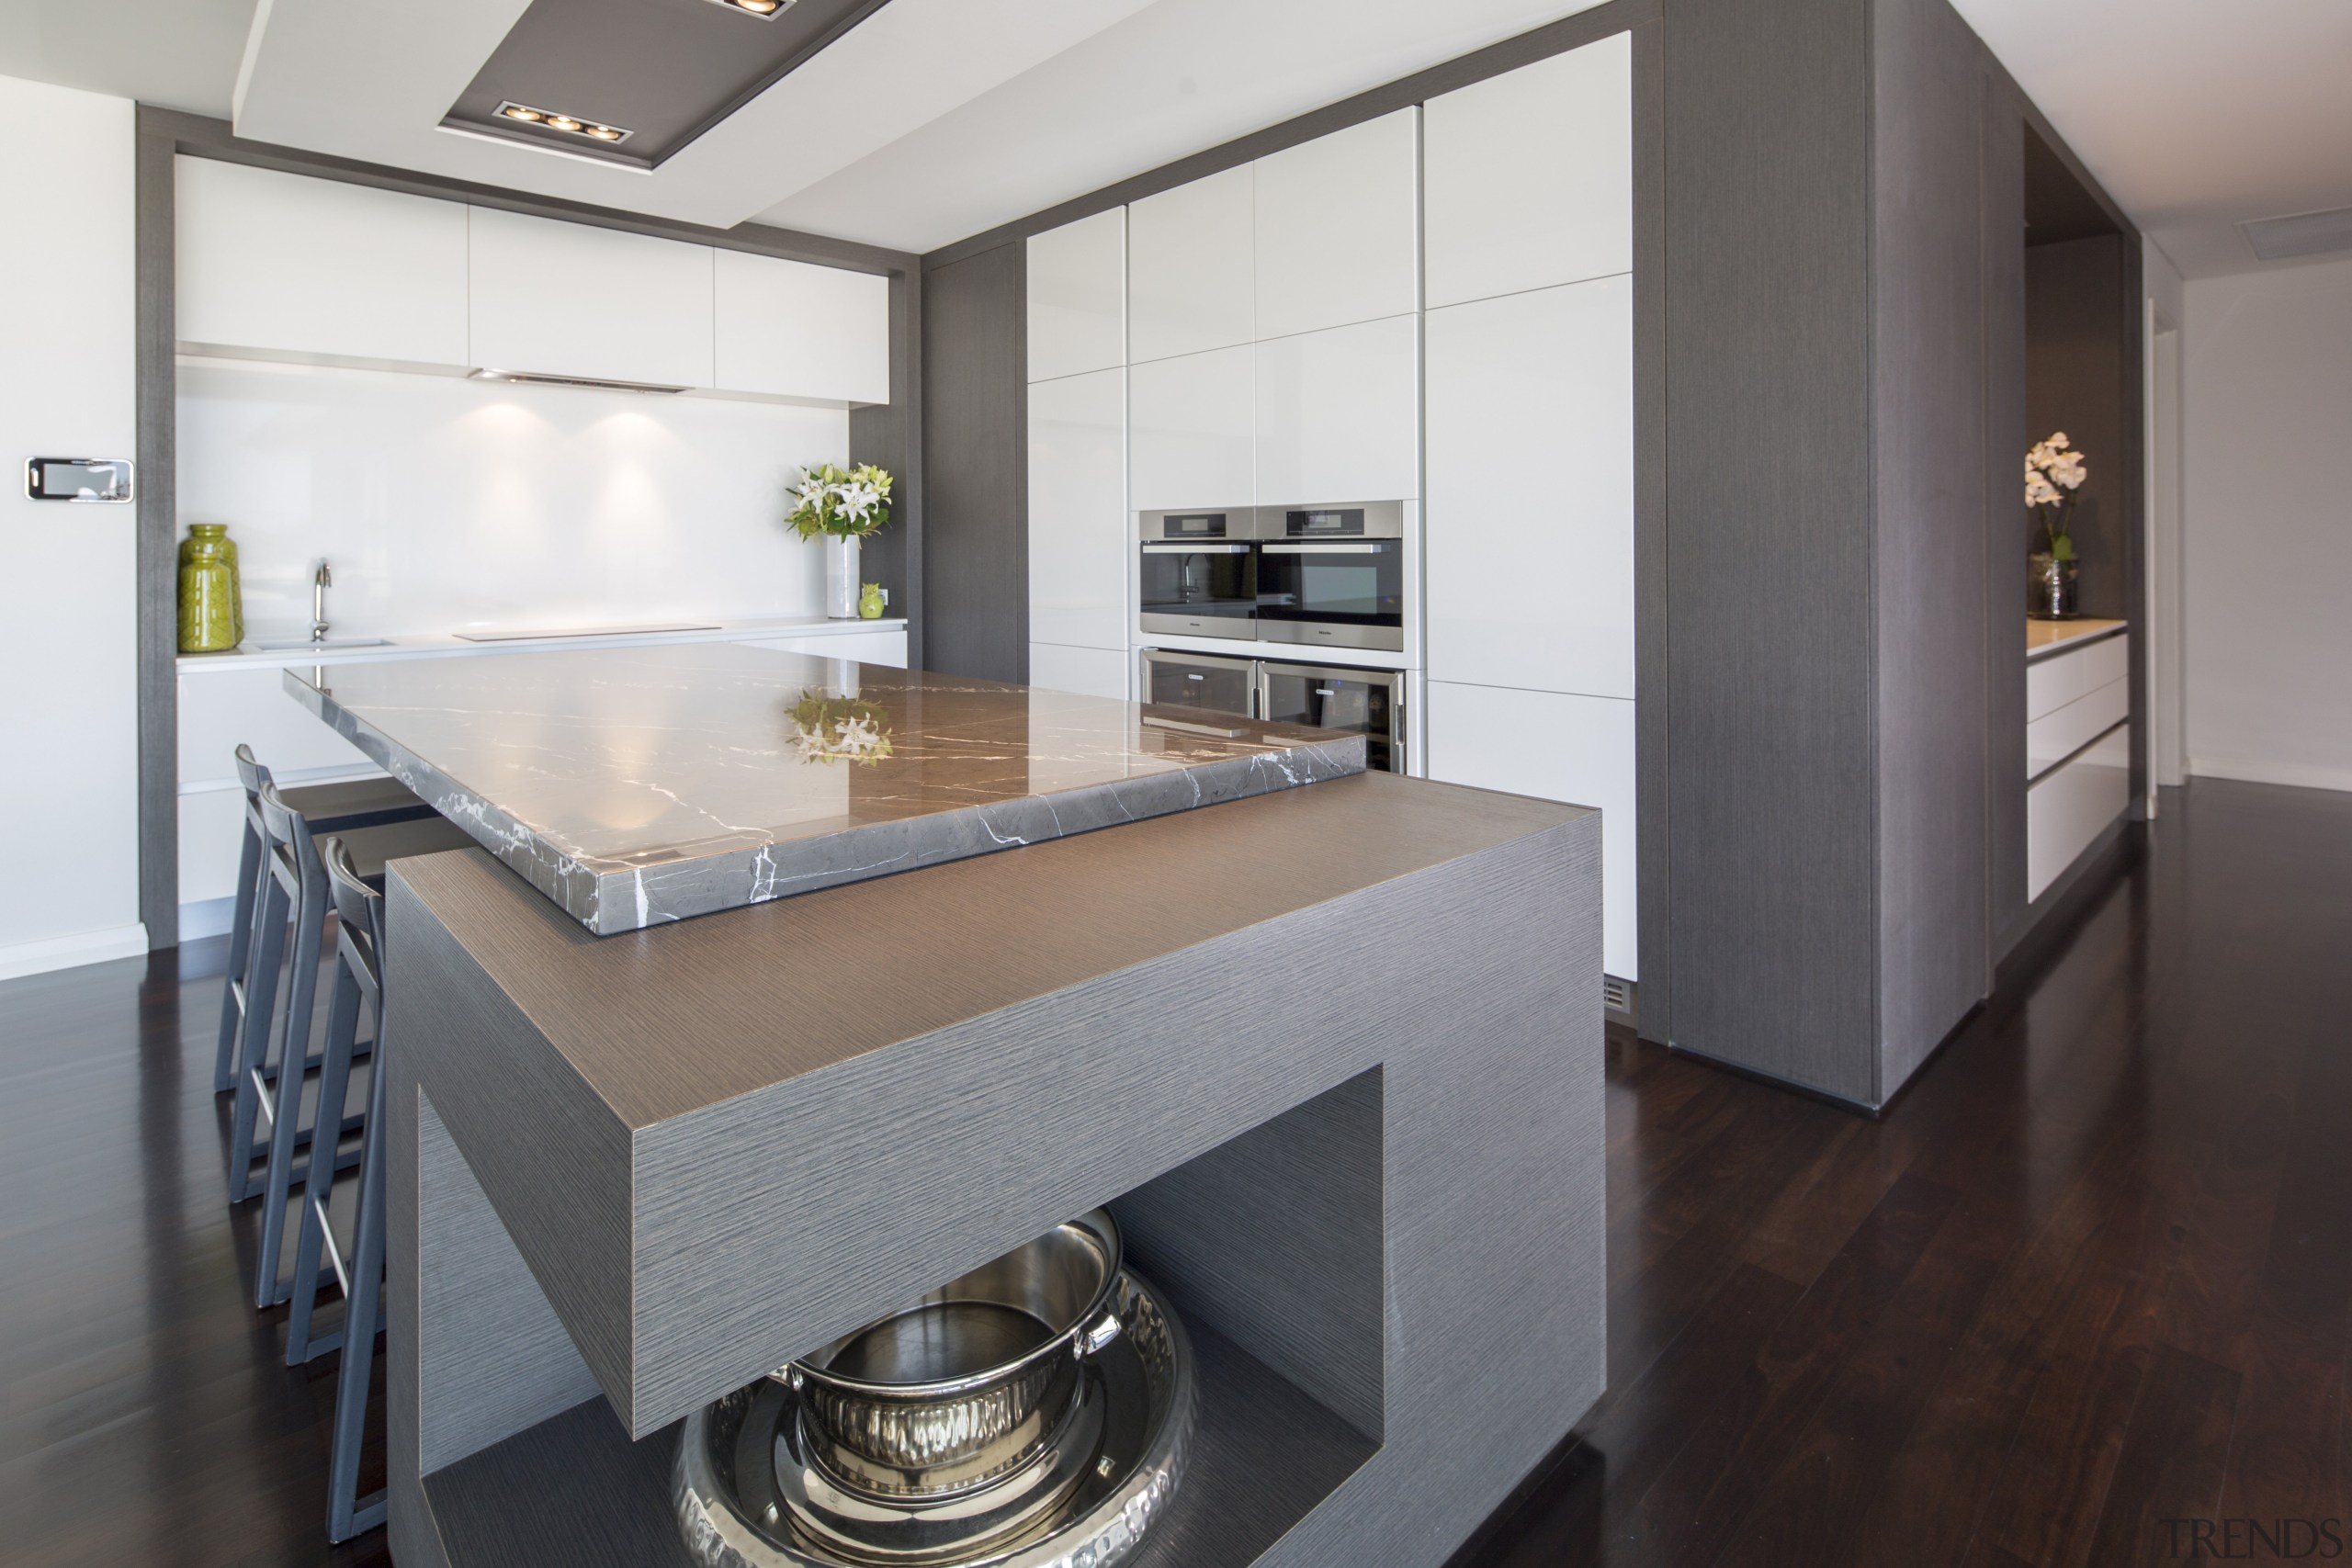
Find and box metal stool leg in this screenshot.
[212,813,266,1094]
[327,1109,388,1541]
[254,844,329,1310]
[286,957,365,1364]
[226,868,290,1204]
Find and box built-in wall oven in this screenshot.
[1138,509,1257,638]
[1253,501,1406,653]
[1137,649,1408,774]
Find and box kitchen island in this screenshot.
[355,646,1606,1568]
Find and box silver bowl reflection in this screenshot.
[782,1211,1123,1500]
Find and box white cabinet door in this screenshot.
[1129,345,1254,511]
[1027,368,1127,652]
[1425,276,1634,699]
[1422,34,1634,310]
[1028,642,1130,701]
[175,158,469,368]
[178,668,375,787]
[1026,209,1125,383]
[1127,165,1255,364]
[713,250,889,404]
[1253,315,1418,507]
[1252,109,1419,341]
[468,207,715,388]
[1426,682,1637,979]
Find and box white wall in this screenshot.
[2181,255,2352,793]
[175,362,850,639]
[0,74,143,977]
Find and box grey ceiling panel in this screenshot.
[444,0,898,168]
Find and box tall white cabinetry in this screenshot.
[1025,210,1130,701]
[1421,35,1640,980]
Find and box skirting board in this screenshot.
[0,922,151,982]
[2188,756,2352,795]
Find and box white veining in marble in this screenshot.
[285,643,1363,934]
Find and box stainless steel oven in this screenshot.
[1257,660,1408,773]
[1138,509,1256,639]
[1252,501,1406,652]
[1138,649,1257,719]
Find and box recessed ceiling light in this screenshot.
[492,100,634,146]
[702,0,797,17]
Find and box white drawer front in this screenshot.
[1027,642,1130,702]
[2026,633,2129,723]
[2026,676,2128,780]
[2027,723,2129,901]
[741,631,907,668]
[179,667,375,786]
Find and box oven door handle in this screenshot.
[1261,541,1395,554]
[1141,541,1252,553]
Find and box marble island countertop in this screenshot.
[286,641,1363,934]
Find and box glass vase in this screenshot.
[177,523,242,654]
[824,536,861,620]
[2028,552,2079,620]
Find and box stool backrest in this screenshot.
[233,741,272,805]
[321,836,386,1001]
[255,778,319,879]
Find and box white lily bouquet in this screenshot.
[789,462,896,618]
[789,462,895,539]
[2025,433,2087,562]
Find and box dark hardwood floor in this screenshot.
[4,778,2346,1567]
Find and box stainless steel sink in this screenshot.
[255,637,394,652]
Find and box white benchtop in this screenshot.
[176,614,907,675]
[2025,618,2128,661]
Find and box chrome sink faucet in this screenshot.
[311,559,332,644]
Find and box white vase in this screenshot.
[823,535,860,619]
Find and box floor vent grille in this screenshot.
[1603,976,1634,1018]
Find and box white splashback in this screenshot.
[175,358,851,641]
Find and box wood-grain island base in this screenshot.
[382,772,1604,1568]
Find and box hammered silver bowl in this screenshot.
[781,1211,1125,1500]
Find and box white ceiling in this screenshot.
[6,0,2345,272]
[1950,0,2352,278]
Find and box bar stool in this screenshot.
[226,779,470,1311]
[212,747,434,1096]
[287,837,391,1541]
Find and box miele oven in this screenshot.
[1252,501,1406,652]
[1138,509,1256,639]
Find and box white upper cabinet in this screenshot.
[1252,110,1419,341]
[175,158,469,369]
[1253,314,1419,507]
[1129,345,1255,511]
[713,251,889,405]
[1026,209,1125,383]
[1127,165,1255,364]
[1026,367,1128,651]
[1423,35,1634,310]
[468,207,715,388]
[1426,276,1634,699]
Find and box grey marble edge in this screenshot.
[285,670,1367,936]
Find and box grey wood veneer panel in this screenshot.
[1110,1069,1385,1443]
[1871,0,1995,1097]
[623,818,1583,1431]
[134,111,178,947]
[415,1093,605,1473]
[1631,13,1670,1043]
[390,871,637,1416]
[1984,73,2031,959]
[921,243,1026,683]
[1662,0,1879,1101]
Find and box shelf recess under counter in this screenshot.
[384,769,1606,1568]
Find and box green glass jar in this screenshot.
[177,524,242,654]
